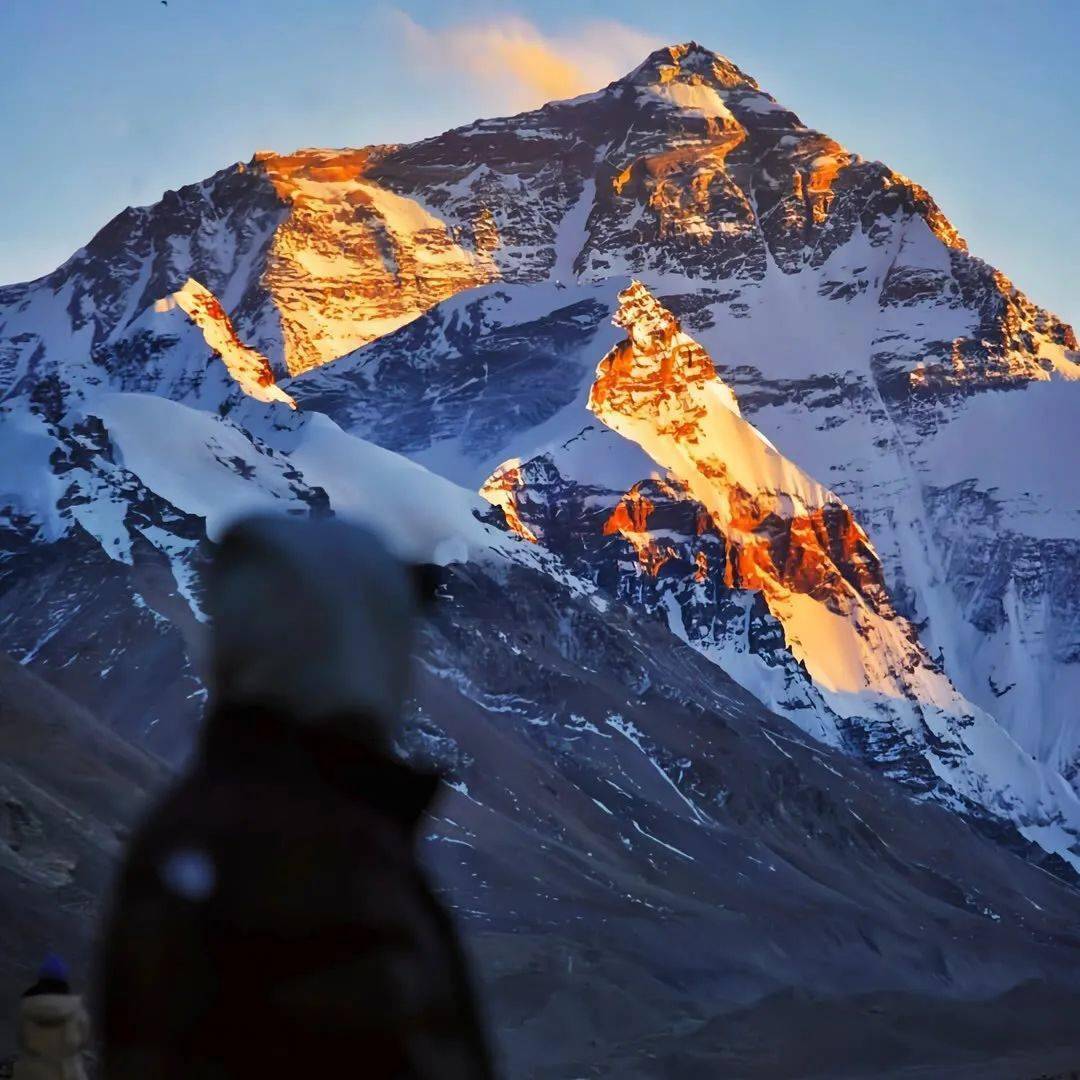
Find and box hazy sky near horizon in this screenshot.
[2,0,1077,327]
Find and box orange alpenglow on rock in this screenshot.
[588,282,887,611]
[582,282,957,698]
[248,149,500,375]
[603,485,679,576]
[156,279,297,409]
[693,549,709,583]
[479,460,538,543]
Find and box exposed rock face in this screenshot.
[479,459,539,544]
[587,283,889,618]
[253,148,499,373]
[0,161,287,391]
[0,148,498,389]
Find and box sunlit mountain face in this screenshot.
[3,40,1080,1074]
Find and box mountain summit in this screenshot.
[620,41,761,90]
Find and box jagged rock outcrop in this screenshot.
[588,282,890,617]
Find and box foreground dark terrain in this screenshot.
[5,559,1080,1074]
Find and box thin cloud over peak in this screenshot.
[388,11,660,111]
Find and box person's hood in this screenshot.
[207,515,425,749]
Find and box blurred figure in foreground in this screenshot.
[100,515,493,1079]
[13,955,89,1080]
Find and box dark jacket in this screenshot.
[100,704,494,1079]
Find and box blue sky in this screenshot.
[2,0,1077,327]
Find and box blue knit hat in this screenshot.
[38,954,69,983]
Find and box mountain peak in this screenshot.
[620,42,760,94]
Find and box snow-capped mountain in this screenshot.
[2,41,1080,1068]
[479,281,1080,870]
[2,36,1078,839]
[293,46,1079,785]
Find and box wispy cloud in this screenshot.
[387,11,661,111]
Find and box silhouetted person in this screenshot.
[99,515,493,1079]
[14,955,89,1080]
